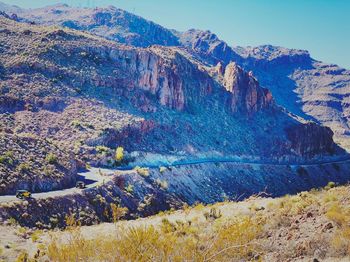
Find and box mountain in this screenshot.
[0,3,180,47]
[234,45,350,150]
[0,13,345,195]
[2,2,348,151]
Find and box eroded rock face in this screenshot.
[286,122,337,158]
[222,62,273,114]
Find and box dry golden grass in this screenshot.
[16,184,350,261]
[45,213,263,262]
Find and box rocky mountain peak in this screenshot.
[179,29,240,65]
[222,62,273,114]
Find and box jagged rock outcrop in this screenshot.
[221,62,273,114]
[286,122,336,158]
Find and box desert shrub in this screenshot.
[110,203,128,223]
[30,230,43,242]
[134,166,150,177]
[115,146,124,162]
[96,146,109,154]
[325,181,336,190]
[15,251,29,262]
[46,215,263,262]
[156,179,168,190]
[0,151,14,165]
[204,207,222,221]
[71,119,82,128]
[326,202,350,254]
[159,166,167,173]
[125,184,134,194]
[17,163,30,173]
[45,153,57,164]
[326,203,348,226]
[0,155,7,164]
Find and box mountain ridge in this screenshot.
[1,1,348,151]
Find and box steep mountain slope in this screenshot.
[235,45,350,150]
[2,2,348,151]
[0,15,341,163]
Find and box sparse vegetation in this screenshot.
[159,166,167,173]
[3,184,350,261]
[110,203,129,223]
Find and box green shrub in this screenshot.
[0,151,14,165]
[96,146,109,154]
[71,120,82,128]
[17,163,30,173]
[115,146,124,162]
[45,153,57,164]
[156,179,168,190]
[134,166,150,177]
[125,184,134,194]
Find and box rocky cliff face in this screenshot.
[221,62,273,114]
[286,122,336,158]
[2,3,349,152]
[234,45,350,151]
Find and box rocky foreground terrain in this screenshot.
[1,183,350,261]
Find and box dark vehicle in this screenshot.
[16,190,31,199]
[76,181,86,189]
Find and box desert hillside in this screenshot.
[0,2,349,262]
[1,183,349,261]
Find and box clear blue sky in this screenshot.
[2,0,350,68]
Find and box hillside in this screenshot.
[0,2,349,261]
[0,15,342,160]
[1,184,350,261]
[0,13,347,196]
[3,3,348,151]
[0,133,76,195]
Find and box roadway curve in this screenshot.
[1,157,350,203]
[0,168,115,203]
